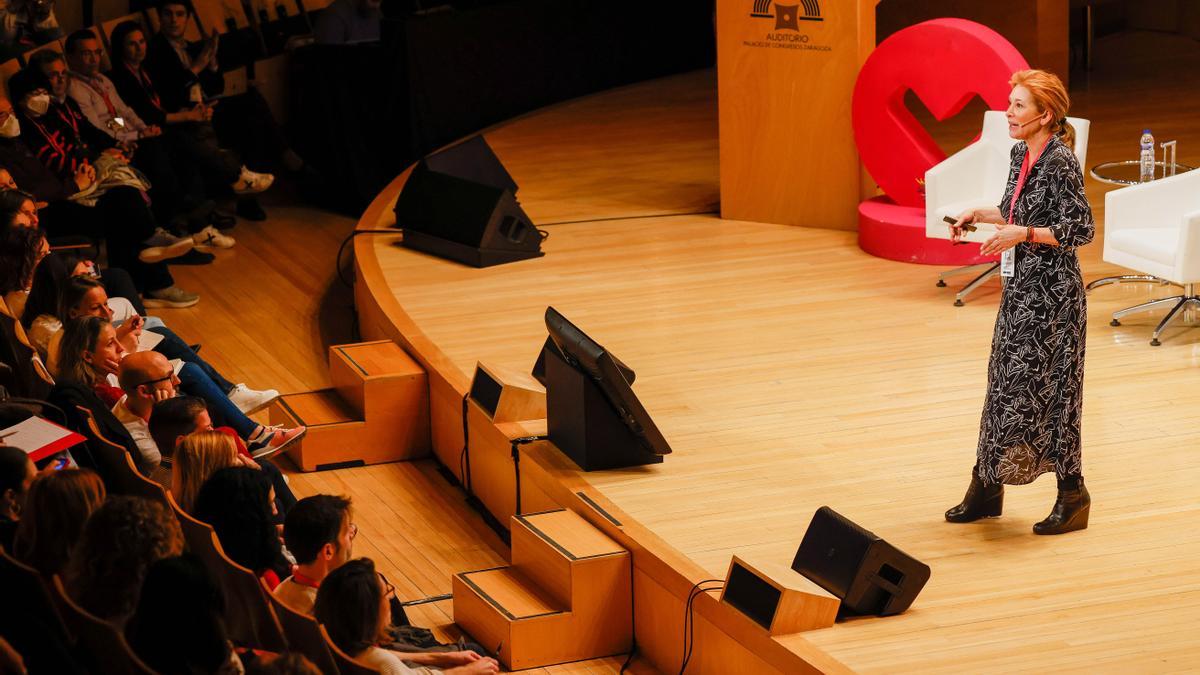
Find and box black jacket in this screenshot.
[46,379,138,472]
[143,33,224,114]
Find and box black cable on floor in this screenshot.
[335,228,402,288]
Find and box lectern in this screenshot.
[716,0,879,230]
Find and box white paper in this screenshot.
[170,358,185,375]
[0,416,73,454]
[137,329,164,351]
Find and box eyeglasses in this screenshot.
[137,373,175,388]
[378,572,396,598]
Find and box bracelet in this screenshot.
[1026,226,1034,243]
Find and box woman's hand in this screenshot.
[445,658,500,675]
[115,314,143,353]
[980,223,1028,257]
[435,651,483,666]
[949,208,978,243]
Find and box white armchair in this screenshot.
[925,111,1090,305]
[1104,169,1200,345]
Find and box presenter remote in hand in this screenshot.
[945,70,1095,535]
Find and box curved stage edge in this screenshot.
[351,74,845,673]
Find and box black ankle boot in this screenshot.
[945,471,1004,523]
[1033,478,1090,535]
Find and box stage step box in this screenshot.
[269,341,430,471]
[453,509,631,670]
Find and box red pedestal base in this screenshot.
[857,196,994,266]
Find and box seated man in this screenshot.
[148,395,298,517]
[63,28,236,243]
[275,494,355,613]
[112,351,173,477]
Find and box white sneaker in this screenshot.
[231,166,275,195]
[228,383,279,414]
[139,227,195,263]
[193,225,236,250]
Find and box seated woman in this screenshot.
[54,315,301,454]
[0,223,53,397]
[23,252,161,357]
[45,275,278,415]
[171,429,254,513]
[314,558,499,675]
[108,20,274,220]
[192,466,291,589]
[11,468,106,577]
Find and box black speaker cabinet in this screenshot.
[543,346,661,471]
[791,506,930,617]
[393,135,544,268]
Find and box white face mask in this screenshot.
[25,93,51,117]
[0,115,19,138]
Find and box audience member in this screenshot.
[0,224,52,397]
[23,253,154,358]
[10,468,105,576]
[314,558,499,675]
[193,466,291,588]
[152,397,299,516]
[314,0,382,44]
[170,429,239,513]
[65,495,184,623]
[0,91,199,305]
[108,19,271,223]
[275,494,355,613]
[54,315,125,402]
[125,554,244,675]
[0,446,35,551]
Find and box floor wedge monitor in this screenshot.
[394,135,545,267]
[791,506,930,617]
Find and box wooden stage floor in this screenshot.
[361,36,1200,672]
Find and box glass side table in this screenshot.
[1085,159,1195,291]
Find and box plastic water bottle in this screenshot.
[1140,129,1155,183]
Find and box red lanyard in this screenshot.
[1007,143,1044,223]
[26,116,75,170]
[126,63,163,112]
[77,76,119,118]
[291,571,320,589]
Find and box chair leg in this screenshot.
[1150,297,1197,346]
[1086,274,1175,292]
[954,263,1001,306]
[1111,296,1184,325]
[937,262,997,287]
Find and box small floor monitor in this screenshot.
[791,506,930,617]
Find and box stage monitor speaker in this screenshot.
[719,555,838,635]
[791,506,930,617]
[469,362,546,424]
[393,135,544,268]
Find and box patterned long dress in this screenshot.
[976,134,1095,486]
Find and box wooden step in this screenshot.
[453,510,633,670]
[452,567,570,670]
[511,509,626,606]
[268,340,431,471]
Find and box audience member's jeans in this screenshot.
[148,326,236,393]
[176,362,256,439]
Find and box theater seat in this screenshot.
[1103,169,1200,345]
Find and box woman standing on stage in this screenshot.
[945,69,1094,535]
